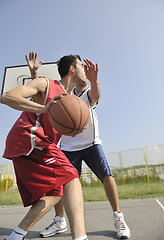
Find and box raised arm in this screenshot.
[84,59,100,106]
[25,52,43,79]
[0,77,50,113]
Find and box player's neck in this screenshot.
[59,77,75,95]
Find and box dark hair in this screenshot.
[57,54,81,78]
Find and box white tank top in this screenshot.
[59,88,102,151]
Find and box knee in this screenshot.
[103,175,114,183]
[39,195,61,206]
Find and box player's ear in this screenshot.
[69,65,75,73]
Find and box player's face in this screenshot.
[74,59,89,84]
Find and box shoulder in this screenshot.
[28,77,48,91]
[31,77,47,85]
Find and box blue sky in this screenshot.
[0,0,164,166]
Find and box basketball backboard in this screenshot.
[1,62,61,95]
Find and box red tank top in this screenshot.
[3,79,65,159]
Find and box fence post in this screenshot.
[119,152,126,184]
[143,148,150,183]
[5,165,9,191]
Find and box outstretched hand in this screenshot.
[25,52,43,73]
[84,59,99,84]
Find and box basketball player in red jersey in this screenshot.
[0,52,98,240]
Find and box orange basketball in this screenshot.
[49,95,90,136]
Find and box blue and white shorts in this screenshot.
[62,144,112,183]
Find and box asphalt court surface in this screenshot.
[0,197,164,240]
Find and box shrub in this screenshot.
[80,178,103,187]
[80,168,161,186]
[112,168,160,185]
[0,179,14,191]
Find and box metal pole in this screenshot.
[119,152,126,184]
[5,165,9,191]
[143,148,150,183]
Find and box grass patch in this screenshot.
[117,181,164,199]
[82,180,164,202]
[0,189,22,206]
[0,180,164,206]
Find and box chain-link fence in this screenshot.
[1,144,164,190]
[81,144,164,184]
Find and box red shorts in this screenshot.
[12,145,79,207]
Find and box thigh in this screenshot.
[12,145,79,207]
[84,144,113,182]
[62,150,83,176]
